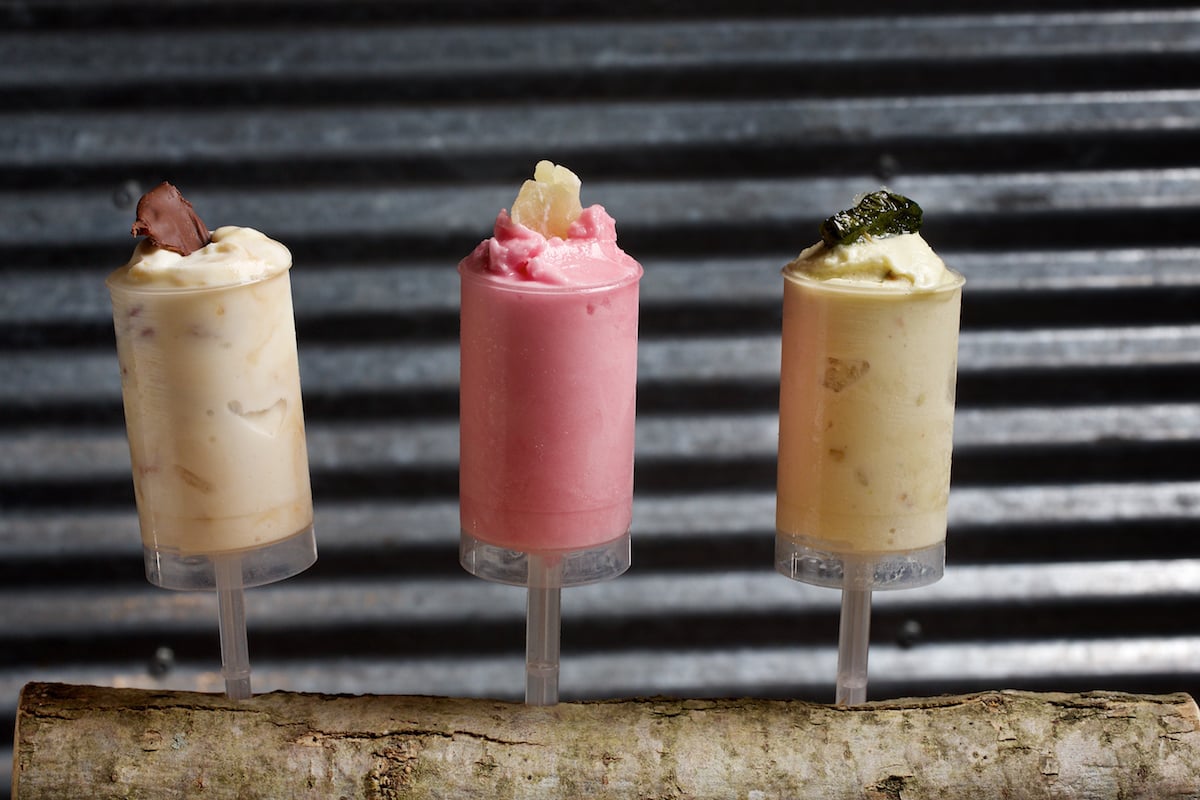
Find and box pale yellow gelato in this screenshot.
[115,226,292,290]
[787,232,955,289]
[777,229,963,568]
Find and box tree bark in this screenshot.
[13,682,1200,799]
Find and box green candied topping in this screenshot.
[819,190,923,248]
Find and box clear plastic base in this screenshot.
[145,524,317,591]
[775,533,943,591]
[460,529,630,588]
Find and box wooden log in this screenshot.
[13,682,1200,799]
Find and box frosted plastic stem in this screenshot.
[525,553,563,706]
[215,554,252,700]
[835,587,872,706]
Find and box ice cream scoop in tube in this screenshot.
[458,162,642,704]
[107,183,315,699]
[775,191,963,704]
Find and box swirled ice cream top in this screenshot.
[785,191,957,291]
[108,182,291,290]
[113,225,293,289]
[458,161,641,288]
[786,232,955,291]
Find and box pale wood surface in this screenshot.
[13,682,1200,799]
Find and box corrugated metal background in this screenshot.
[3,1,1200,794]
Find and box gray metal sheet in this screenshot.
[4,91,1197,169]
[4,12,1198,88]
[6,170,1200,247]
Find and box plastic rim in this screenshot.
[145,523,316,591]
[460,529,630,588]
[775,533,944,591]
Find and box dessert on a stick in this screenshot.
[458,162,642,704]
[107,183,315,699]
[775,191,964,704]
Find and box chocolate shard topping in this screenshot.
[131,182,211,256]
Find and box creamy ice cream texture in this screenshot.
[459,160,640,288]
[109,185,311,557]
[115,181,291,290]
[787,231,955,289]
[789,188,954,289]
[458,161,642,552]
[118,225,292,289]
[776,193,963,557]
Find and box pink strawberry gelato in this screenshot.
[458,203,642,552]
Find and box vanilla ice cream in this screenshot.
[108,199,312,568]
[120,225,293,288]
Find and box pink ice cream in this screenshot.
[458,180,642,553]
[463,206,639,286]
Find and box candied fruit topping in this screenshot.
[511,160,584,240]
